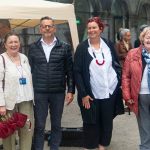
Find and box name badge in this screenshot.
[19,78,26,85]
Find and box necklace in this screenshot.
[88,38,105,66]
[92,50,105,66]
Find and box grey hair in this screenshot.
[40,16,54,24]
[120,28,130,39]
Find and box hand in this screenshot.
[82,95,93,109]
[127,99,134,104]
[65,93,74,105]
[0,106,6,116]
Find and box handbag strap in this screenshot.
[1,55,5,90]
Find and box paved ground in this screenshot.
[44,100,140,150]
[0,99,140,150]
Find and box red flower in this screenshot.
[0,112,27,139]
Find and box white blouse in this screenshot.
[0,53,34,110]
[16,65,33,103]
[88,38,118,99]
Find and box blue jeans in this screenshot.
[33,92,65,150]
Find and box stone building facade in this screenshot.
[10,0,150,54]
[49,0,150,46]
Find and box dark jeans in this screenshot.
[33,92,65,150]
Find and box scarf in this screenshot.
[142,47,150,90]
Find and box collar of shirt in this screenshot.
[40,37,57,62]
[88,38,110,57]
[40,37,57,46]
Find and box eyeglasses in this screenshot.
[40,25,54,29]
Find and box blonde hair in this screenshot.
[139,26,150,44]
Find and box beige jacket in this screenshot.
[0,52,34,110]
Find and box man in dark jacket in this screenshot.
[28,16,75,150]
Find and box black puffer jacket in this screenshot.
[28,38,75,93]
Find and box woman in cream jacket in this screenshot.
[0,32,34,150]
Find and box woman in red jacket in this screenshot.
[122,26,150,150]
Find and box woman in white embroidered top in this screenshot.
[0,32,34,150]
[74,17,124,150]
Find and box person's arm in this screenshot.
[24,54,31,71]
[74,45,94,108]
[65,44,75,94]
[28,44,34,74]
[122,52,132,103]
[24,55,34,103]
[0,56,6,115]
[74,45,87,99]
[64,44,75,105]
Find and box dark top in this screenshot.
[28,37,75,94]
[74,38,124,124]
[0,40,5,54]
[134,39,141,48]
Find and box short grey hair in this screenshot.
[40,16,54,24]
[120,28,130,39]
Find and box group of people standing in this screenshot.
[0,16,74,150]
[0,15,149,150]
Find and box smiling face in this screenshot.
[87,21,102,40]
[143,31,150,51]
[40,19,56,40]
[4,35,20,55]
